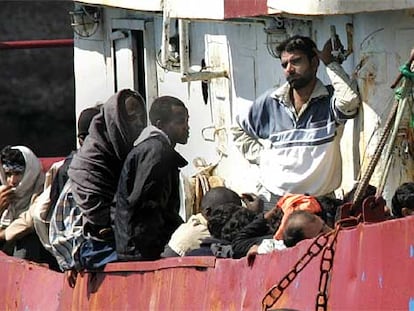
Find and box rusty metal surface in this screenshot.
[61,216,414,310]
[223,0,268,19]
[0,254,64,311]
[1,217,414,310]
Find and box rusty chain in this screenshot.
[262,218,359,311]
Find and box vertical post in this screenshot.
[160,0,171,68]
[179,19,190,77]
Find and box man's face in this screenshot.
[280,50,318,90]
[162,105,189,145]
[6,171,23,187]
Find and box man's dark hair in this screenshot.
[149,96,186,125]
[391,182,414,218]
[275,35,317,61]
[316,195,344,228]
[221,207,257,242]
[283,210,316,247]
[200,186,242,218]
[0,146,25,169]
[207,203,241,239]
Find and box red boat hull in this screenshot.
[1,217,413,310]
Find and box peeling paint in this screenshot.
[361,271,366,281]
[410,245,414,258]
[378,275,383,289]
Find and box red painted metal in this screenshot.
[0,253,64,310]
[224,0,268,19]
[0,217,413,310]
[0,39,73,50]
[39,157,66,172]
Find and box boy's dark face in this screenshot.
[161,106,189,145]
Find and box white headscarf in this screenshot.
[0,146,44,228]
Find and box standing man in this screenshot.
[113,96,189,261]
[233,35,360,209]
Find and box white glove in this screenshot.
[168,215,211,256]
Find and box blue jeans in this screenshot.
[79,238,117,270]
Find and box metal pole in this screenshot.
[0,39,74,50]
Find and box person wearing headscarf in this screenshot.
[0,145,45,260]
[68,89,147,269]
[0,146,44,227]
[0,107,101,273]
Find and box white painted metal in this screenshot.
[267,0,414,15]
[113,31,136,91]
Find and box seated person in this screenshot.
[68,89,147,269]
[162,186,242,257]
[46,107,100,286]
[186,203,257,258]
[113,96,188,261]
[0,146,47,262]
[232,193,340,259]
[391,182,414,218]
[163,187,263,257]
[246,209,332,266]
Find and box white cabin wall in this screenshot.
[310,11,414,204]
[74,28,114,124]
[74,9,158,134]
[351,11,414,204]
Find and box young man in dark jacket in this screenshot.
[113,96,189,261]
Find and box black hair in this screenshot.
[316,195,344,228]
[0,146,25,169]
[275,35,317,61]
[220,208,257,242]
[77,107,101,138]
[149,96,186,125]
[207,203,241,239]
[200,186,242,218]
[391,182,414,218]
[283,210,317,247]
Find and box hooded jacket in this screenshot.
[113,125,187,261]
[68,89,146,240]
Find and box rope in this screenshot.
[377,78,413,194]
[353,59,414,204]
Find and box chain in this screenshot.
[315,226,340,310]
[262,218,359,311]
[261,231,333,311]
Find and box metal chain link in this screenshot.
[316,226,340,310]
[262,218,359,311]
